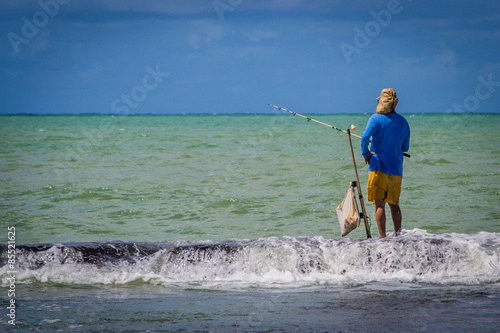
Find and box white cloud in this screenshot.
[76,63,103,83]
[247,29,278,42]
[186,20,226,49]
[84,0,214,15]
[432,47,457,68]
[233,46,271,60]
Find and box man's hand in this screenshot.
[364,152,376,164]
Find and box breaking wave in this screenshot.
[1,229,499,287]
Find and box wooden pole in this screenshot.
[347,128,371,239]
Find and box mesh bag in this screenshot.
[336,183,360,236]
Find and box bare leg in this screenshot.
[375,199,386,238]
[389,203,402,236]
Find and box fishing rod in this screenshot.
[268,104,361,138]
[269,103,373,238]
[268,104,410,158]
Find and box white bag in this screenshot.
[336,184,360,237]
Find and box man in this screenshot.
[361,88,410,238]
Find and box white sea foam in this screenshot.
[2,229,499,288]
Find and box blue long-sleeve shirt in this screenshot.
[361,113,410,176]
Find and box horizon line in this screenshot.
[1,111,499,116]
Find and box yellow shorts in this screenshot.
[367,170,403,205]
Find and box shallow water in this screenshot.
[9,283,500,332]
[1,113,499,331]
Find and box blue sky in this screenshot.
[1,0,499,114]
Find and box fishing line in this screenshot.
[268,104,410,158]
[270,103,413,239]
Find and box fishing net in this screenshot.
[336,183,360,236]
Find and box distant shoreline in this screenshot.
[1,112,499,116]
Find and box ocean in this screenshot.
[1,112,499,332]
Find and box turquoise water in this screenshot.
[1,113,499,243]
[1,112,500,331]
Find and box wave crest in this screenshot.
[1,229,499,287]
